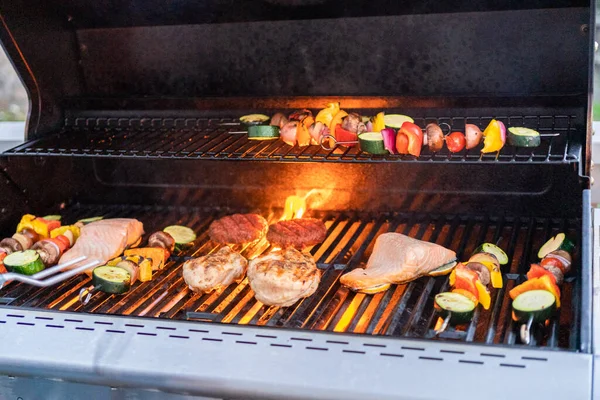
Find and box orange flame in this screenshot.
[282,195,306,220]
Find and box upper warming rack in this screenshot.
[4,114,580,164]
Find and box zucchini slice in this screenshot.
[164,225,196,245]
[538,233,574,259]
[4,250,44,275]
[507,127,541,148]
[42,215,62,221]
[92,266,131,294]
[247,125,280,140]
[78,216,103,225]
[240,114,270,126]
[473,243,508,265]
[358,132,388,155]
[428,260,458,277]
[512,290,556,323]
[434,292,476,325]
[383,114,414,129]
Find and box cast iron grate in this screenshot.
[5,114,580,163]
[0,204,581,350]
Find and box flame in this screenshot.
[282,195,307,220]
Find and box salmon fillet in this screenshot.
[59,219,144,273]
[340,233,456,293]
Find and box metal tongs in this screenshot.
[0,256,100,291]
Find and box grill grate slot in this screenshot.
[0,204,581,351]
[5,115,580,163]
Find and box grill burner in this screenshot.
[0,204,580,351]
[6,114,579,163]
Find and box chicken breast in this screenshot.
[340,233,456,293]
[182,247,248,293]
[247,248,321,307]
[59,218,144,273]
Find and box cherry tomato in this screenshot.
[446,132,466,153]
[540,256,565,273]
[51,236,69,253]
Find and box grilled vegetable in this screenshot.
[308,122,326,145]
[289,109,312,122]
[92,265,131,294]
[32,239,61,266]
[358,132,388,155]
[370,112,385,132]
[280,121,299,146]
[527,263,561,285]
[475,280,491,310]
[77,216,103,225]
[247,125,280,140]
[335,125,358,147]
[465,262,491,286]
[42,215,61,221]
[425,123,444,152]
[124,247,170,271]
[512,290,556,323]
[12,233,33,250]
[446,132,466,153]
[473,243,508,265]
[383,114,414,129]
[481,119,506,153]
[341,113,363,133]
[17,215,55,239]
[509,275,561,308]
[380,128,396,154]
[434,292,476,325]
[453,264,480,299]
[148,231,176,254]
[397,122,423,157]
[4,250,44,275]
[428,260,458,277]
[468,252,503,288]
[538,233,574,259]
[508,127,541,148]
[544,250,572,274]
[270,113,288,128]
[329,110,349,147]
[315,102,340,127]
[240,114,270,126]
[164,225,196,245]
[0,238,22,254]
[110,255,153,282]
[0,252,7,274]
[115,260,139,284]
[396,130,408,154]
[37,217,61,233]
[465,124,483,149]
[296,122,311,147]
[20,228,40,244]
[52,235,71,253]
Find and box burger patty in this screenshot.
[267,218,327,249]
[209,213,268,245]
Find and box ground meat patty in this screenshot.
[267,218,327,249]
[209,214,268,245]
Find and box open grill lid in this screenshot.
[0,1,593,138]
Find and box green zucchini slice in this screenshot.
[358,132,388,155]
[434,292,476,325]
[472,243,508,265]
[512,290,556,323]
[507,127,541,148]
[42,215,62,221]
[92,266,131,294]
[164,225,196,245]
[538,233,574,259]
[383,114,414,129]
[4,250,44,275]
[240,114,270,126]
[247,125,280,140]
[78,216,104,225]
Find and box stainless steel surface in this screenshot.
[0,306,592,400]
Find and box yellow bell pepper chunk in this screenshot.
[449,269,456,286]
[30,219,49,239]
[371,112,385,132]
[16,214,36,234]
[475,280,491,310]
[315,102,340,126]
[50,225,81,241]
[481,119,505,153]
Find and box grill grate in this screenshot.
[5,114,579,163]
[0,204,581,350]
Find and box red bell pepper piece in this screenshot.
[335,125,358,147]
[453,264,480,299]
[398,122,423,157]
[396,132,409,154]
[0,252,7,274]
[526,264,557,284]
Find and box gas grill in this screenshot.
[0,1,596,399]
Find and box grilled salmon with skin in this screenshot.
[59,219,144,274]
[267,218,327,249]
[340,233,456,293]
[209,214,268,245]
[182,247,248,293]
[247,248,321,307]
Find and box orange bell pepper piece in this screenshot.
[398,122,423,157]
